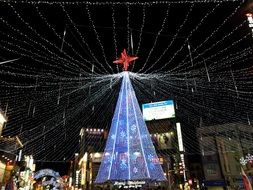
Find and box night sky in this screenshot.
[0,0,253,164]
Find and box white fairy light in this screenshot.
[0,1,251,162]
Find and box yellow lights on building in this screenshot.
[23,155,36,190]
[0,112,7,125]
[24,155,34,170]
[75,170,80,187]
[0,112,7,136]
[1,155,13,163]
[85,128,104,135]
[91,152,102,163]
[78,153,88,186]
[150,131,174,150]
[246,13,253,34]
[93,152,101,158]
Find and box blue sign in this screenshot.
[142,100,175,121]
[142,100,174,109]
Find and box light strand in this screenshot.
[139,4,170,73]
[85,4,113,73]
[0,1,241,5]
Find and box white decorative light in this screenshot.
[0,0,250,163]
[0,1,236,5]
[240,154,253,166]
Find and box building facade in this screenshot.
[197,122,253,190]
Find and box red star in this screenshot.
[113,49,138,71]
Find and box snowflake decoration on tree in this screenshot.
[120,130,126,138]
[111,134,116,140]
[120,159,128,170]
[148,154,153,161]
[131,124,137,132]
[133,167,138,173]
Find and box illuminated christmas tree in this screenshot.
[95,71,166,183]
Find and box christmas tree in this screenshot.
[95,71,166,183]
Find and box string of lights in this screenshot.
[111,5,119,73]
[131,4,146,71]
[142,4,194,74]
[60,4,109,74]
[149,2,223,73]
[0,1,241,5]
[8,3,85,75]
[34,5,95,75]
[138,4,170,73]
[181,0,244,53]
[85,4,114,73]
[0,1,252,161]
[126,4,130,53]
[7,75,121,160]
[173,31,252,80]
[130,73,253,154]
[173,1,245,72]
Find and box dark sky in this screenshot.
[0,1,253,162]
[35,161,71,176]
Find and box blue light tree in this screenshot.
[95,72,166,183]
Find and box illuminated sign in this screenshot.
[75,170,80,186]
[33,169,60,179]
[142,100,175,121]
[176,123,184,152]
[246,13,253,34]
[114,181,145,188]
[0,112,7,125]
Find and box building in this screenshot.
[0,111,7,137]
[0,111,24,189]
[70,127,107,189]
[197,122,253,190]
[146,119,187,188]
